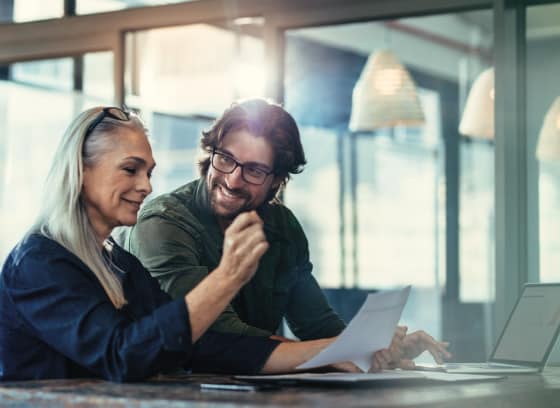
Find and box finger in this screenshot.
[426,343,449,364]
[237,241,269,274]
[395,325,408,338]
[373,351,386,369]
[225,211,263,234]
[381,348,393,364]
[438,342,453,359]
[399,359,416,370]
[377,350,393,369]
[231,223,267,253]
[335,362,362,373]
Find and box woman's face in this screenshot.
[82,128,155,241]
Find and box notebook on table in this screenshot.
[417,283,560,374]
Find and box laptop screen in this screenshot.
[491,283,560,366]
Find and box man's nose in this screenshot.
[225,165,245,188]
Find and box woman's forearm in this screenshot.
[184,267,244,343]
[261,337,336,373]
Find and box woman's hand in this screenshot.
[369,326,451,371]
[399,329,451,368]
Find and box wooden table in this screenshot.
[1,368,559,407]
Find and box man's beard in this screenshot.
[209,179,253,220]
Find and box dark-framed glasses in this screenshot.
[211,148,274,185]
[85,107,131,138]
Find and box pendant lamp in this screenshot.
[349,49,425,131]
[458,67,494,139]
[536,96,560,161]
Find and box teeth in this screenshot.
[221,186,239,199]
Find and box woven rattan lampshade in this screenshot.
[349,49,425,131]
[458,67,494,139]
[536,96,560,161]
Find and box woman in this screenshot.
[0,107,448,382]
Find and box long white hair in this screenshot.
[33,107,148,309]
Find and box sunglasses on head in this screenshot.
[85,107,131,138]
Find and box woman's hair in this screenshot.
[33,107,147,309]
[198,98,307,201]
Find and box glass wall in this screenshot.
[0,0,63,23]
[0,0,197,21]
[526,3,560,283]
[0,53,114,263]
[77,0,194,15]
[124,20,265,196]
[283,10,494,360]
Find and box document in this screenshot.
[236,370,504,385]
[297,286,411,372]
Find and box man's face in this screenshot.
[207,128,279,222]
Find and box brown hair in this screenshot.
[199,98,306,201]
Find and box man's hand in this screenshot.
[218,211,269,285]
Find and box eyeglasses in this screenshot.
[211,148,274,185]
[85,107,131,138]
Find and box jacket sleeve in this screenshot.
[282,210,346,340]
[284,260,346,340]
[128,215,271,337]
[6,252,193,382]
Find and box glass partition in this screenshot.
[526,3,560,283]
[0,53,114,263]
[124,20,265,197]
[284,10,494,360]
[77,0,196,15]
[0,0,63,23]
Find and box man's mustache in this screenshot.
[213,181,251,200]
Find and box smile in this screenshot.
[219,184,244,199]
[122,198,142,210]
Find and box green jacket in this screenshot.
[126,178,345,340]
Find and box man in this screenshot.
[125,99,450,366]
[126,98,346,341]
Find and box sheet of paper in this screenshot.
[419,371,506,382]
[297,286,411,372]
[236,370,425,383]
[236,370,504,384]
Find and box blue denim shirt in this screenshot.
[0,234,278,382]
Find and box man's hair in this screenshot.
[198,98,307,201]
[33,106,147,309]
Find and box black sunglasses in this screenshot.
[85,107,131,138]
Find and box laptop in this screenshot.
[419,283,560,374]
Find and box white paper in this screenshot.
[419,371,506,382]
[236,370,504,384]
[236,370,425,383]
[297,286,411,372]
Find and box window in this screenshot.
[77,0,196,15]
[0,0,63,23]
[0,53,114,262]
[283,10,494,360]
[526,3,560,283]
[124,20,265,196]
